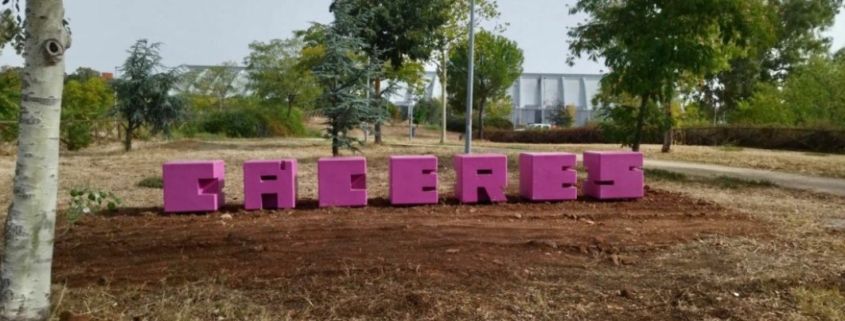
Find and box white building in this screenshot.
[393,72,604,127]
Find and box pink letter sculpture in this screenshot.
[519,152,578,202]
[318,157,368,208]
[389,155,438,205]
[454,154,508,204]
[163,160,225,213]
[244,160,297,210]
[583,151,644,200]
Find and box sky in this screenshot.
[1,0,845,74]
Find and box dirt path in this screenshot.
[53,189,763,289]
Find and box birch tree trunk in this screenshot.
[439,51,448,144]
[1,0,69,320]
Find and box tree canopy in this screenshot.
[699,0,843,121]
[61,74,114,150]
[113,39,185,151]
[331,0,451,69]
[244,38,321,116]
[569,0,770,151]
[448,30,523,139]
[314,0,385,156]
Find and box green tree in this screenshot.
[448,30,523,140]
[0,66,21,142]
[569,0,768,152]
[314,0,385,156]
[699,0,842,121]
[783,56,845,127]
[65,66,101,82]
[0,8,22,55]
[550,104,576,128]
[61,76,115,150]
[113,39,186,151]
[732,55,845,128]
[333,0,451,144]
[432,0,501,143]
[245,37,321,117]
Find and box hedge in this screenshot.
[485,126,845,153]
[677,127,845,153]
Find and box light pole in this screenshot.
[464,0,476,154]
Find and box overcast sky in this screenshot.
[1,0,844,74]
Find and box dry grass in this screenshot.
[0,124,842,320]
[380,123,845,179]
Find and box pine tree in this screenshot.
[313,1,386,156]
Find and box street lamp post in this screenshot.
[464,0,476,154]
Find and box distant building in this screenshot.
[395,72,604,127]
[170,64,605,127]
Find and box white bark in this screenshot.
[439,50,449,144]
[1,0,68,320]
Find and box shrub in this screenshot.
[412,98,442,125]
[201,108,269,138]
[485,117,513,130]
[62,122,93,151]
[678,126,845,153]
[485,125,845,154]
[550,104,577,128]
[196,105,306,138]
[67,188,121,224]
[486,126,609,144]
[447,115,513,133]
[596,103,667,147]
[137,176,164,189]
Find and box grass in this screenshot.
[718,144,745,152]
[793,287,845,321]
[645,168,775,189]
[711,176,775,189]
[137,176,163,189]
[645,168,689,182]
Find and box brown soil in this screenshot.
[53,187,764,289]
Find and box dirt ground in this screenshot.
[0,124,843,321]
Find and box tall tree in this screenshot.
[698,0,842,122]
[0,66,21,142]
[315,0,385,156]
[244,38,321,116]
[64,66,101,82]
[113,40,185,151]
[61,76,115,150]
[0,0,70,320]
[0,7,22,56]
[569,0,768,152]
[332,0,451,144]
[448,30,523,140]
[432,0,501,143]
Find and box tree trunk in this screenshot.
[373,78,383,145]
[439,52,448,144]
[632,94,650,152]
[477,100,485,141]
[1,1,69,320]
[331,125,339,156]
[123,124,134,152]
[287,95,294,118]
[661,98,674,153]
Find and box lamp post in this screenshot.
[464,0,476,154]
